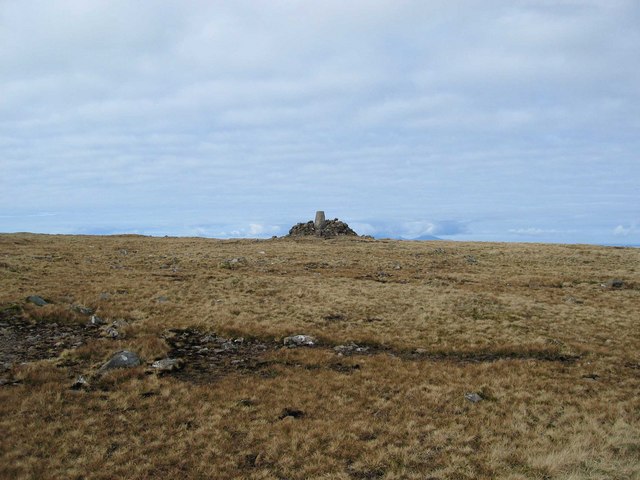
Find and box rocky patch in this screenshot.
[0,305,103,371]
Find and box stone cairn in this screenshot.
[288,211,358,238]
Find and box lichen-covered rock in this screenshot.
[283,335,317,347]
[151,358,183,372]
[464,392,483,403]
[99,350,141,373]
[334,343,369,355]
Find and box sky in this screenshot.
[1,0,639,244]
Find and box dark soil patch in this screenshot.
[402,349,580,364]
[162,328,577,383]
[0,305,103,374]
[163,328,282,383]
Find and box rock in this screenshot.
[104,326,120,338]
[279,408,305,419]
[283,335,317,347]
[88,314,106,326]
[72,305,94,315]
[464,392,483,403]
[99,350,141,373]
[603,279,624,289]
[99,292,111,300]
[26,295,47,306]
[102,319,128,338]
[151,358,183,372]
[156,296,169,303]
[334,343,369,355]
[219,257,247,269]
[71,375,89,390]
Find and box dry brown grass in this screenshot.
[0,233,638,479]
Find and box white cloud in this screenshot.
[613,224,638,237]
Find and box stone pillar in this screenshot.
[314,211,326,231]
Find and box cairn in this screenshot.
[288,211,358,238]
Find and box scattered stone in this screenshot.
[99,292,111,300]
[101,319,128,338]
[564,296,584,304]
[72,305,94,315]
[71,375,89,390]
[220,257,247,269]
[99,350,141,373]
[464,392,483,403]
[465,255,478,264]
[26,295,47,306]
[414,348,428,354]
[151,358,183,372]
[334,343,369,355]
[603,279,624,289]
[283,335,317,347]
[88,314,106,326]
[329,362,361,373]
[104,326,120,338]
[0,378,21,387]
[279,408,305,419]
[156,296,169,303]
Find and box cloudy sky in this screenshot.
[1,0,639,243]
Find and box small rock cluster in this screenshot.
[288,219,358,238]
[334,343,369,355]
[283,335,317,347]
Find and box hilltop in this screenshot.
[1,233,638,479]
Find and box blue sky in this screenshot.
[1,0,639,243]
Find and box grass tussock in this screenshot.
[0,233,639,479]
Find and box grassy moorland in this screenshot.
[0,233,638,479]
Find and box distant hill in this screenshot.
[411,234,442,241]
[372,233,442,241]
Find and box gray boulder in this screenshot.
[26,295,47,306]
[99,351,141,373]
